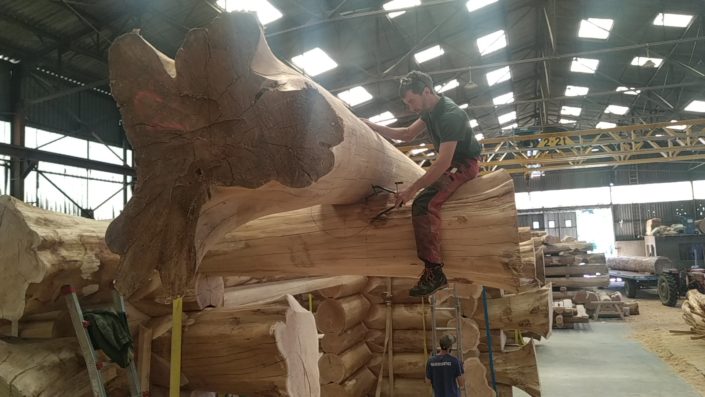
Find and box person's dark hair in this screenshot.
[399,71,434,97]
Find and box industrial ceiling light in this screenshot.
[383,0,421,18]
[501,123,518,130]
[596,121,617,129]
[414,45,444,63]
[337,86,373,107]
[570,57,599,74]
[492,92,514,105]
[684,100,705,113]
[604,105,629,115]
[631,57,663,68]
[485,66,511,86]
[559,119,576,124]
[474,133,485,140]
[561,106,582,116]
[459,103,469,109]
[291,48,338,76]
[466,0,498,13]
[653,13,693,28]
[578,18,614,39]
[477,30,507,56]
[497,111,516,124]
[217,0,283,25]
[565,85,589,96]
[469,119,479,128]
[369,111,397,125]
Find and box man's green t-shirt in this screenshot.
[420,96,482,164]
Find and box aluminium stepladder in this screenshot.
[62,284,143,397]
[429,284,467,396]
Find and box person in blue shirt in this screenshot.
[426,334,466,396]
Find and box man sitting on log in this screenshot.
[363,71,482,296]
[426,334,466,396]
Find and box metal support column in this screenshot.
[9,63,25,200]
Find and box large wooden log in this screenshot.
[200,170,523,292]
[106,12,427,297]
[321,322,369,354]
[544,264,608,277]
[519,240,538,286]
[0,337,115,397]
[481,341,541,397]
[363,278,423,304]
[464,357,497,397]
[321,367,376,397]
[472,285,553,338]
[319,277,369,299]
[574,253,606,264]
[365,304,452,330]
[223,275,365,308]
[316,295,371,334]
[606,256,672,274]
[366,328,477,354]
[0,196,117,322]
[152,295,319,396]
[535,246,545,285]
[319,342,372,384]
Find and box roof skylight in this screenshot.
[474,133,485,141]
[631,57,663,68]
[414,45,444,63]
[501,123,518,130]
[570,57,600,74]
[383,0,421,18]
[217,0,283,25]
[435,79,459,93]
[337,86,373,107]
[578,18,614,40]
[459,103,469,109]
[477,30,507,56]
[291,48,338,76]
[486,66,511,86]
[469,119,479,128]
[616,86,641,95]
[565,85,589,96]
[596,121,617,129]
[559,119,576,124]
[492,92,514,105]
[684,100,705,113]
[653,13,693,28]
[466,0,498,13]
[561,106,582,116]
[497,111,516,124]
[604,105,629,115]
[369,111,398,126]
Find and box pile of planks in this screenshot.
[552,289,639,322]
[552,298,589,329]
[537,234,610,289]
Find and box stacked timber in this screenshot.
[682,290,705,338]
[542,236,609,289]
[552,299,589,329]
[315,281,376,397]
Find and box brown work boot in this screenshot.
[409,264,448,297]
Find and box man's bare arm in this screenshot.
[362,118,426,142]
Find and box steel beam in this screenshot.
[27,79,109,105]
[0,143,136,176]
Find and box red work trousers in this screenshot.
[411,158,480,264]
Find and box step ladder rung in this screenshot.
[435,327,457,331]
[433,307,457,311]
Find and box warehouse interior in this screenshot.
[1,0,705,396]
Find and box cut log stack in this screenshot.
[552,299,589,329]
[543,237,610,289]
[362,278,549,397]
[315,281,376,397]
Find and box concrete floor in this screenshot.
[512,320,702,397]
